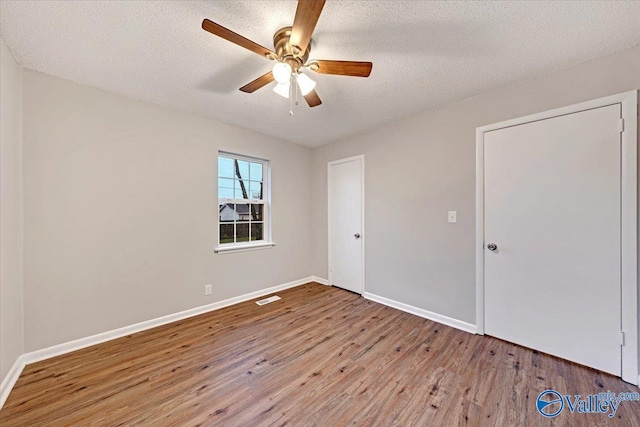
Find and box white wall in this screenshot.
[310,44,640,325]
[0,37,24,380]
[21,70,313,352]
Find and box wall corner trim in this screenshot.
[363,292,477,334]
[0,276,317,410]
[0,355,26,409]
[310,276,330,286]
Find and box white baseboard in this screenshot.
[363,292,477,334]
[0,276,317,410]
[310,276,330,286]
[0,355,26,409]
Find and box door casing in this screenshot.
[475,91,638,385]
[328,155,365,294]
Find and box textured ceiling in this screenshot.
[2,1,640,147]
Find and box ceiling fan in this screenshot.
[202,0,372,110]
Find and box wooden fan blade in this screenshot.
[303,89,322,107]
[290,0,326,54]
[202,19,275,59]
[310,60,372,77]
[239,71,275,93]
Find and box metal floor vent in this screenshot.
[256,295,281,306]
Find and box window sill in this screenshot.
[214,242,276,254]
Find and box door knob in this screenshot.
[354,233,361,239]
[487,243,497,251]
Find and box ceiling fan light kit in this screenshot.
[201,0,372,112]
[273,82,290,99]
[272,62,292,84]
[296,72,316,96]
[272,73,315,99]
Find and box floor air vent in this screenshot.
[256,295,281,306]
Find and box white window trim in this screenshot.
[214,241,276,254]
[216,151,274,253]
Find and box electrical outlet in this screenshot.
[205,284,212,296]
[448,211,457,223]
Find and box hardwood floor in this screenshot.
[1,282,639,426]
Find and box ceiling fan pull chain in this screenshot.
[289,75,294,116]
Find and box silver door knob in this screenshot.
[487,243,497,251]
[354,233,361,239]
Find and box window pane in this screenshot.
[250,162,263,181]
[220,224,234,244]
[218,178,234,199]
[218,157,235,179]
[219,203,236,222]
[234,203,250,222]
[236,223,249,242]
[250,204,263,221]
[234,180,250,199]
[251,223,263,241]
[249,181,263,200]
[234,159,249,181]
[218,154,269,247]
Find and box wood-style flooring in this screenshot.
[1,283,639,426]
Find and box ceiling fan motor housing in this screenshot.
[273,26,310,72]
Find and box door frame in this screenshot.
[475,91,638,384]
[328,155,365,294]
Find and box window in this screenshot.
[217,152,272,252]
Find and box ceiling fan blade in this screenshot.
[202,19,275,59]
[290,0,326,54]
[239,71,275,93]
[309,60,372,77]
[303,89,322,107]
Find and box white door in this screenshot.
[329,156,364,294]
[484,104,622,375]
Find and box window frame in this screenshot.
[215,151,274,253]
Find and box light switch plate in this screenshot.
[448,211,457,223]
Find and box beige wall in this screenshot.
[0,38,24,379]
[311,44,640,324]
[10,43,640,364]
[22,70,312,352]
